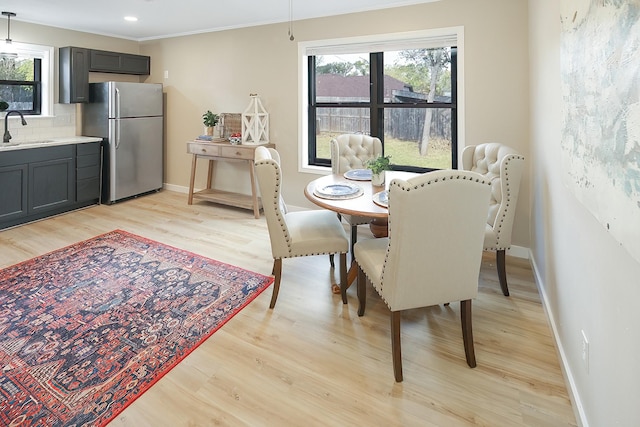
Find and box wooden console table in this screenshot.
[187,140,275,218]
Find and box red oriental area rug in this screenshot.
[0,230,273,426]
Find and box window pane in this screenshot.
[315,54,370,103]
[383,48,451,104]
[0,84,35,110]
[315,106,370,159]
[383,107,452,169]
[0,57,35,81]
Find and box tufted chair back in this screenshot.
[254,146,349,308]
[254,146,290,259]
[353,170,492,381]
[461,142,525,296]
[330,134,383,258]
[330,134,383,174]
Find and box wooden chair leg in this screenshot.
[391,311,403,382]
[329,254,335,268]
[269,259,282,309]
[339,253,348,304]
[357,264,366,316]
[350,225,358,263]
[460,299,477,368]
[496,249,509,296]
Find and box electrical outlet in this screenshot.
[581,330,589,373]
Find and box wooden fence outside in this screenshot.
[317,107,451,141]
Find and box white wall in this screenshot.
[529,1,640,426]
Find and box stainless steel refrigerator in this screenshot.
[82,82,163,204]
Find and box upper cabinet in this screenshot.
[59,47,150,103]
[59,47,90,103]
[89,49,150,75]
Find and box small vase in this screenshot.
[371,171,385,187]
[204,126,214,136]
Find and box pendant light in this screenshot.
[1,11,17,59]
[288,0,295,41]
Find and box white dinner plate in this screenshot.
[372,190,389,208]
[343,169,372,181]
[313,183,364,200]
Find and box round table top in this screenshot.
[304,171,418,219]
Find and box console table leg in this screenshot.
[188,154,197,205]
[249,160,260,218]
[206,160,215,189]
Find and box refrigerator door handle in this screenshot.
[115,120,120,149]
[115,87,121,119]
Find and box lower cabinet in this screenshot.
[76,142,101,202]
[0,141,102,230]
[0,164,28,222]
[29,157,75,214]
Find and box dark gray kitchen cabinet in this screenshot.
[59,46,150,103]
[0,143,101,230]
[76,141,102,202]
[28,156,75,214]
[89,49,150,75]
[0,163,28,222]
[59,46,90,103]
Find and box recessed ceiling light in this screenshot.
[124,16,138,22]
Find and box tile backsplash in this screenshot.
[2,104,78,143]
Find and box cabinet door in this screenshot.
[28,157,75,214]
[59,47,89,103]
[0,164,28,222]
[89,49,122,72]
[121,53,150,75]
[89,49,150,75]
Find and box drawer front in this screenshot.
[188,143,220,156]
[77,153,100,168]
[77,164,100,180]
[77,142,101,156]
[77,178,100,201]
[220,146,253,160]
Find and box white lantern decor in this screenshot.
[241,94,269,145]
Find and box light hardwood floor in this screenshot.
[0,190,577,427]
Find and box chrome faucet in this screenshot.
[3,110,28,143]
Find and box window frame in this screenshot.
[297,27,465,174]
[0,42,53,117]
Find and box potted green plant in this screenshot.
[366,154,391,186]
[202,110,219,136]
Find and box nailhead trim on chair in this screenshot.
[374,172,491,309]
[482,154,525,251]
[257,159,347,259]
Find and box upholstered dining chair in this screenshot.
[461,143,525,296]
[354,170,491,382]
[254,146,349,308]
[330,134,383,256]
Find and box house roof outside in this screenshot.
[316,74,451,103]
[316,74,409,102]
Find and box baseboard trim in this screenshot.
[529,251,588,427]
[163,183,189,194]
[507,245,529,259]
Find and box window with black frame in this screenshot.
[307,45,457,172]
[0,54,42,115]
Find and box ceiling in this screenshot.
[1,0,440,41]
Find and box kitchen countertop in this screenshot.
[0,136,102,152]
